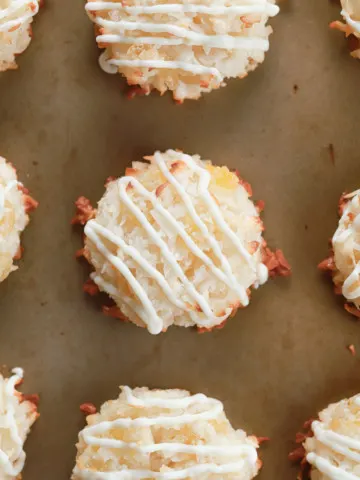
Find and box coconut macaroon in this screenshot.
[85,0,280,101]
[0,156,37,283]
[72,386,261,480]
[0,1,40,72]
[293,393,360,480]
[73,149,290,334]
[319,189,360,318]
[0,368,39,480]
[331,0,360,58]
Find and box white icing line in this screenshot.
[98,33,269,50]
[107,59,223,82]
[86,1,279,17]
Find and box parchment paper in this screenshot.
[1,0,360,478]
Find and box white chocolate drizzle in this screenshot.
[0,368,26,478]
[0,0,39,33]
[85,150,268,334]
[0,180,19,222]
[73,386,258,479]
[85,0,280,80]
[307,399,360,480]
[333,189,360,305]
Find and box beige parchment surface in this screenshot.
[1,0,360,478]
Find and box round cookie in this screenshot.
[301,393,360,480]
[72,386,261,479]
[319,189,360,318]
[0,1,40,71]
[0,368,39,479]
[0,157,37,283]
[85,0,280,101]
[73,149,290,334]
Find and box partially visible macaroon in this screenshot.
[85,0,280,102]
[0,156,38,283]
[72,386,262,480]
[330,0,360,58]
[0,367,39,480]
[319,188,360,318]
[0,0,40,72]
[291,393,360,480]
[73,149,290,334]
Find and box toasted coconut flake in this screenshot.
[344,302,360,317]
[83,278,99,296]
[256,200,265,213]
[72,196,96,225]
[102,305,129,322]
[80,402,97,415]
[318,255,335,272]
[23,194,38,213]
[262,248,291,277]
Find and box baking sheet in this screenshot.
[1,0,360,478]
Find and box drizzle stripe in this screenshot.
[86,1,279,16]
